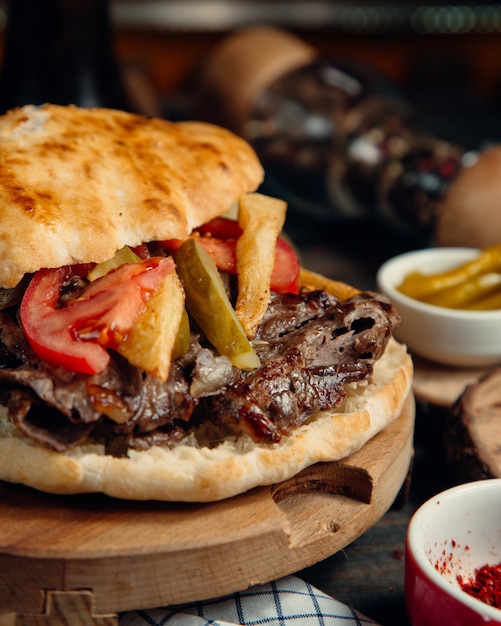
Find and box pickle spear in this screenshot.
[87,246,141,282]
[176,238,260,369]
[172,307,190,359]
[397,244,501,300]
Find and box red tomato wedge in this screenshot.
[196,216,243,239]
[272,238,301,294]
[161,218,300,294]
[197,237,238,273]
[20,257,175,375]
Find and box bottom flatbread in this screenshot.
[0,336,412,502]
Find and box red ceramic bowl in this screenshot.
[405,479,501,626]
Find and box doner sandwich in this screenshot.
[0,104,412,501]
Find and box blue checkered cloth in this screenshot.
[120,575,379,625]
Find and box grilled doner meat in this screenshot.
[202,288,398,443]
[0,285,399,454]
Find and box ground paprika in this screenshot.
[458,561,501,609]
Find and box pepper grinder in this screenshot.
[195,26,501,248]
[0,0,133,113]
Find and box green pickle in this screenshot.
[87,246,141,282]
[398,244,501,302]
[172,308,190,360]
[397,244,501,310]
[175,238,260,369]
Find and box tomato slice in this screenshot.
[20,257,175,375]
[273,238,301,294]
[197,237,238,273]
[196,217,243,239]
[131,243,151,259]
[161,218,300,294]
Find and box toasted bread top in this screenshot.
[0,104,263,288]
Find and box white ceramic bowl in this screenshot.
[377,247,501,367]
[405,479,501,626]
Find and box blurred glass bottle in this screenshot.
[195,27,466,240]
[0,0,133,113]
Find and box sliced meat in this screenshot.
[9,388,94,451]
[198,290,398,443]
[254,288,334,339]
[0,289,400,452]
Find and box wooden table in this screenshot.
[299,397,455,626]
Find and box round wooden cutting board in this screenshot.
[0,393,414,626]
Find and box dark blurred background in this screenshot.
[1,1,500,143]
[105,1,501,282]
[1,0,501,281]
[107,1,501,147]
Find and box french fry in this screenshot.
[118,269,187,382]
[299,268,360,300]
[235,193,287,338]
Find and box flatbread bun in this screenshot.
[0,104,263,288]
[0,270,413,502]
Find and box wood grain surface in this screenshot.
[0,393,414,625]
[412,356,488,408]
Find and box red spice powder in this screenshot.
[457,562,501,609]
[434,548,456,575]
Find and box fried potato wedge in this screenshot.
[236,193,287,338]
[118,268,186,381]
[299,268,360,300]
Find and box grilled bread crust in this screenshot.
[0,104,263,288]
